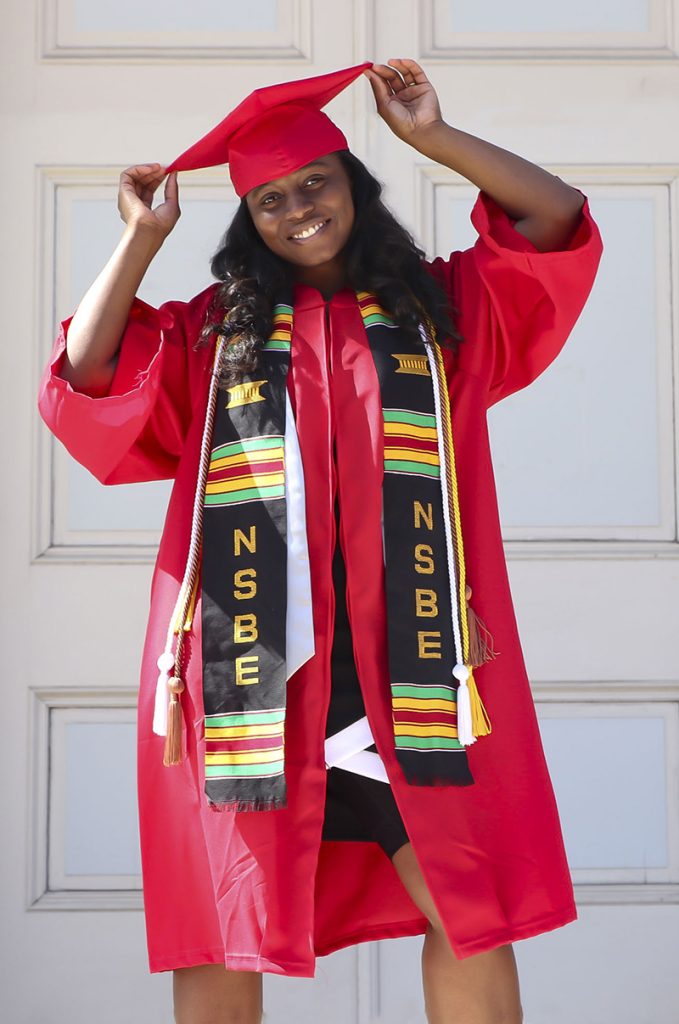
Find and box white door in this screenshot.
[3,1,678,1021]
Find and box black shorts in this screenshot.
[322,765,411,860]
[324,496,410,860]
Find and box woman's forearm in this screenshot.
[410,121,584,251]
[61,223,165,393]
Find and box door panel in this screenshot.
[3,0,677,1020]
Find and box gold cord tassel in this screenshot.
[163,676,186,766]
[463,586,495,738]
[467,671,492,737]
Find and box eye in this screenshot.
[304,175,324,187]
[260,192,280,206]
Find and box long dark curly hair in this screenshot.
[199,150,464,387]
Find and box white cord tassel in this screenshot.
[153,651,175,736]
[153,337,226,737]
[453,664,474,746]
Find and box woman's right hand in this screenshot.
[118,163,180,242]
[61,163,180,393]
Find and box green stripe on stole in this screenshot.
[205,710,285,728]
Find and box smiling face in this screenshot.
[245,152,355,291]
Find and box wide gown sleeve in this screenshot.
[426,190,603,407]
[37,284,219,485]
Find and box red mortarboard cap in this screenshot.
[166,61,371,198]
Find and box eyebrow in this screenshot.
[251,162,328,198]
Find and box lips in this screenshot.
[288,218,331,242]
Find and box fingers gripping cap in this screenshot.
[166,61,371,197]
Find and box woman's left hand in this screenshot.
[364,59,444,146]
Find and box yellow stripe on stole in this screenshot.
[205,472,285,495]
[392,699,458,712]
[383,422,438,441]
[209,448,284,472]
[205,744,281,755]
[204,724,284,739]
[355,291,391,318]
[394,724,458,737]
[383,448,439,465]
[205,749,283,765]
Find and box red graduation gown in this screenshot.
[37,191,603,976]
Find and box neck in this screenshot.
[292,261,347,301]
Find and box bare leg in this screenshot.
[391,843,523,1024]
[173,964,263,1024]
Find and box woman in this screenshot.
[38,58,602,1024]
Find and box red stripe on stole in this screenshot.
[392,710,457,725]
[385,435,438,454]
[208,458,283,483]
[204,736,284,753]
[272,317,292,332]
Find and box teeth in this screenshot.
[291,220,326,240]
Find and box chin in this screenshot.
[288,247,342,268]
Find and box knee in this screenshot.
[492,1012,524,1024]
[489,1008,524,1024]
[475,1014,523,1024]
[173,964,263,1024]
[175,1008,262,1024]
[424,916,459,962]
[425,913,447,938]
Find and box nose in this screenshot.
[285,188,315,223]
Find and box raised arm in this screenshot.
[364,59,584,253]
[62,163,180,394]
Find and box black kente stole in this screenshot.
[198,291,490,810]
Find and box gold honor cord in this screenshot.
[421,312,493,743]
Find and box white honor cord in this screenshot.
[422,327,474,746]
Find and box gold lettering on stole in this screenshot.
[392,354,431,377]
[236,655,260,685]
[234,614,258,643]
[225,381,267,408]
[414,543,434,574]
[234,526,256,555]
[413,501,439,659]
[415,589,438,617]
[233,568,257,600]
[232,526,259,683]
[418,631,442,659]
[413,500,433,531]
